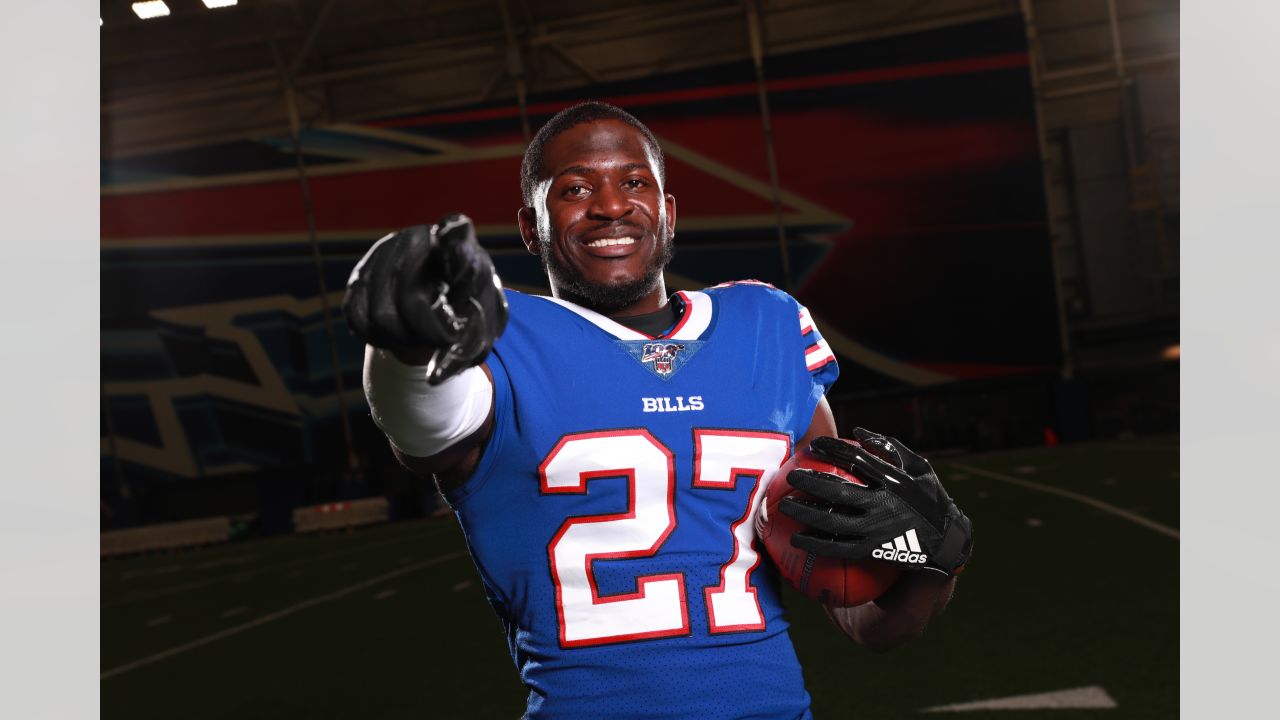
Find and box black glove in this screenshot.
[779,429,973,577]
[343,214,508,384]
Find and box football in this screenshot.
[755,440,902,607]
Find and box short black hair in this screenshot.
[520,101,665,208]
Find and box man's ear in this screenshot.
[664,193,677,241]
[517,207,539,255]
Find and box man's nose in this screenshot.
[587,183,633,221]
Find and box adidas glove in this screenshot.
[344,214,508,385]
[779,429,974,577]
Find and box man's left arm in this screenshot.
[794,401,969,651]
[824,568,956,652]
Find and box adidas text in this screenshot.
[875,529,926,564]
[872,548,927,564]
[642,396,704,413]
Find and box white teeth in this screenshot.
[586,237,637,248]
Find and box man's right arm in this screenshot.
[344,215,508,491]
[392,424,489,491]
[372,351,496,489]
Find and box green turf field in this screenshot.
[102,438,1178,719]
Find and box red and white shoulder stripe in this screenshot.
[799,306,836,372]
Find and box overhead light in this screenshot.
[202,0,238,7]
[99,18,103,26]
[131,1,171,20]
[1161,344,1180,361]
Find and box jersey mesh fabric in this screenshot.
[446,283,839,720]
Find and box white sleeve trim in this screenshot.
[362,347,493,458]
[798,306,815,336]
[805,337,837,372]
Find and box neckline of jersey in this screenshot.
[612,302,681,337]
[536,290,714,341]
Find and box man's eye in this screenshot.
[625,178,647,189]
[565,185,587,197]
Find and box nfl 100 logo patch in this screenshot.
[618,340,704,380]
[642,343,683,376]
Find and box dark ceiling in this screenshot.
[101,0,1178,157]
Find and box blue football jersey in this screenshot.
[445,281,839,719]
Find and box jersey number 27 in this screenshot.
[540,428,790,648]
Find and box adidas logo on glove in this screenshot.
[871,528,928,565]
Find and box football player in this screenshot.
[345,102,972,719]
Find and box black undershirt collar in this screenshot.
[611,300,682,337]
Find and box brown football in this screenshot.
[755,439,901,607]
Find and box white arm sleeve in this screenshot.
[362,346,494,458]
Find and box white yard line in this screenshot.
[923,685,1117,712]
[102,551,466,680]
[950,463,1179,540]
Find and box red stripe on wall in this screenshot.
[100,153,780,239]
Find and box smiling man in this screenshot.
[344,102,973,719]
[518,107,675,317]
